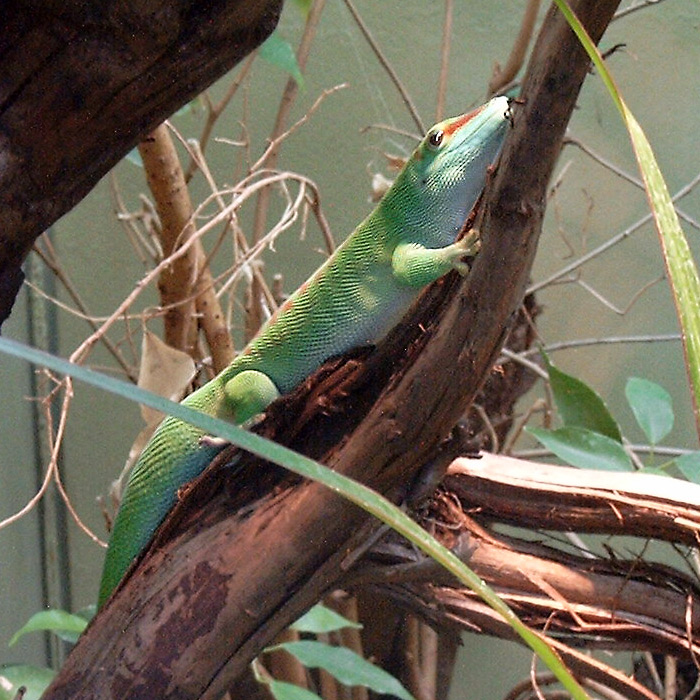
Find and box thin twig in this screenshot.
[31,238,138,381]
[182,141,277,326]
[613,0,669,21]
[504,674,560,700]
[471,403,501,452]
[360,123,421,141]
[109,173,159,263]
[184,53,256,183]
[341,0,424,133]
[69,170,319,365]
[435,0,453,122]
[533,333,680,354]
[248,0,328,339]
[528,171,700,295]
[0,406,56,531]
[566,136,700,231]
[500,347,548,379]
[43,379,106,545]
[575,274,664,315]
[488,0,541,96]
[249,83,348,174]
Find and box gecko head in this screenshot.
[408,95,511,240]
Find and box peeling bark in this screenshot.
[350,456,700,698]
[446,454,700,545]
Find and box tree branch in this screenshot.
[348,457,700,697]
[446,454,700,546]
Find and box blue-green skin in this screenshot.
[98,96,510,606]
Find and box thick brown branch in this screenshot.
[359,519,700,660]
[348,459,700,693]
[0,0,283,326]
[436,593,666,700]
[138,124,235,368]
[354,585,665,700]
[446,454,700,546]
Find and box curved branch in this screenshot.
[446,454,700,546]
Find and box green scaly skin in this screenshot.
[98,96,510,606]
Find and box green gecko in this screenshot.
[97,95,510,606]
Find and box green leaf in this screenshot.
[0,665,55,700]
[259,32,304,88]
[291,604,362,634]
[625,377,674,445]
[9,610,88,647]
[56,606,95,644]
[528,427,634,472]
[625,110,700,440]
[253,658,324,700]
[268,681,323,700]
[544,354,622,442]
[674,452,700,483]
[271,641,414,700]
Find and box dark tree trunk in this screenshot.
[0,0,283,326]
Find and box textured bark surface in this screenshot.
[0,0,282,326]
[41,1,623,698]
[350,456,700,700]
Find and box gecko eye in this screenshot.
[427,129,444,149]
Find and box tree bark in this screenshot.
[41,0,623,698]
[0,0,283,326]
[350,456,700,699]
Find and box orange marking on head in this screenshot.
[442,103,486,137]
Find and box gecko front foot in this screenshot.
[451,228,481,275]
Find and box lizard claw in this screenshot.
[450,229,481,275]
[458,228,481,256]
